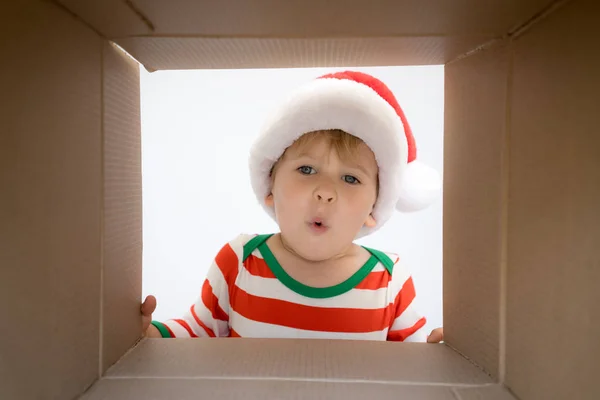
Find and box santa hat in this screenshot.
[249,70,441,238]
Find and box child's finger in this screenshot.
[141,295,157,316]
[427,328,444,343]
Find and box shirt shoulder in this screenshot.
[363,245,400,275]
[210,233,259,277]
[220,232,276,265]
[226,233,259,252]
[362,246,413,294]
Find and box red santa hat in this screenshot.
[249,70,441,238]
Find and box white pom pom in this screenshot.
[396,160,441,212]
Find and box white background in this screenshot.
[140,65,445,337]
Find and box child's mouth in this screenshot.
[308,219,328,233]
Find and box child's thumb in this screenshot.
[427,328,444,343]
[141,295,157,316]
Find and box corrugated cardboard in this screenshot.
[1,2,103,399]
[104,339,492,383]
[506,0,600,398]
[2,0,599,399]
[56,0,151,38]
[81,339,491,399]
[81,379,459,400]
[113,36,493,70]
[58,0,555,37]
[56,0,556,71]
[101,41,143,374]
[455,385,517,400]
[443,42,510,379]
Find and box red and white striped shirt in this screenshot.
[152,233,427,342]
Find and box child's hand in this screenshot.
[140,295,157,336]
[427,327,444,343]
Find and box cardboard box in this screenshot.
[1,0,598,399]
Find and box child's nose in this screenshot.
[314,186,336,203]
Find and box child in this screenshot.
[141,71,443,343]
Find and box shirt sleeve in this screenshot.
[386,256,428,342]
[151,234,252,338]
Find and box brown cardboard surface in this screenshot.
[127,0,554,36]
[56,0,151,37]
[506,0,600,399]
[114,36,490,71]
[101,42,143,374]
[58,0,556,71]
[455,385,517,400]
[105,339,493,385]
[80,378,458,400]
[61,0,553,37]
[0,1,103,399]
[443,43,510,378]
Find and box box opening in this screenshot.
[139,65,445,337]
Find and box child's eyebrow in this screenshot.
[348,163,372,177]
[288,152,318,162]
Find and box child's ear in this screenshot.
[364,213,376,228]
[265,193,274,207]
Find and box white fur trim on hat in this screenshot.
[396,160,442,212]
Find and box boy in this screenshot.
[141,71,443,343]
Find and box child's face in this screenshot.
[265,134,378,261]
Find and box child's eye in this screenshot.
[298,166,315,175]
[343,175,360,184]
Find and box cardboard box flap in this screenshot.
[81,379,462,400]
[1,2,104,399]
[506,0,600,398]
[113,35,493,71]
[57,0,557,71]
[58,0,555,38]
[80,339,510,399]
[105,339,493,384]
[443,41,510,378]
[57,0,151,37]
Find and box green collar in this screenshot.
[243,233,394,299]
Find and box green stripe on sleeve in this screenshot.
[151,321,173,338]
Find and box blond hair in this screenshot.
[291,129,364,161]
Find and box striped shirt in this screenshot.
[152,233,427,342]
